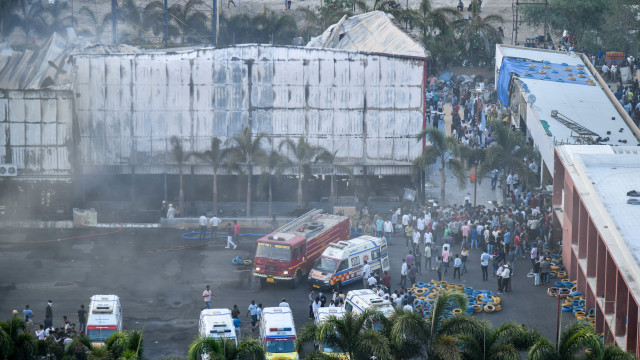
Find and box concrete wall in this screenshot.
[0,89,74,179]
[73,45,425,176]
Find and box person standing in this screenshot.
[480,250,491,281]
[453,254,462,280]
[408,263,417,287]
[384,219,393,244]
[404,222,414,249]
[436,256,443,282]
[246,300,258,332]
[399,258,408,288]
[35,324,46,340]
[199,213,208,240]
[376,217,384,237]
[23,305,33,330]
[501,264,511,293]
[381,271,391,289]
[202,285,215,309]
[441,247,450,275]
[415,248,422,274]
[460,248,468,274]
[424,243,432,271]
[533,258,541,286]
[279,298,290,307]
[308,290,315,319]
[77,305,87,333]
[540,257,550,284]
[361,260,371,289]
[233,220,241,245]
[44,300,53,328]
[226,222,237,249]
[496,263,504,294]
[160,200,167,219]
[167,204,176,219]
[210,215,222,240]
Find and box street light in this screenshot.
[548,286,571,350]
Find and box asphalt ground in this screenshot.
[0,223,572,359]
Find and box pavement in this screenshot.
[1,216,571,358]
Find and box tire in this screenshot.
[291,271,302,289]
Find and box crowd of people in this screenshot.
[15,300,87,347]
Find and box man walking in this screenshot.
[399,258,408,288]
[77,305,87,333]
[453,254,462,280]
[246,300,258,331]
[44,300,53,328]
[202,285,215,309]
[199,213,208,240]
[226,222,238,249]
[23,305,33,331]
[233,220,241,245]
[209,215,221,240]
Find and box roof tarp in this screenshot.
[497,57,595,106]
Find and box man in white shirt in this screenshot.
[480,250,492,281]
[611,64,617,81]
[412,230,421,252]
[362,261,371,289]
[424,231,433,245]
[402,213,410,227]
[368,275,378,288]
[209,215,221,240]
[400,259,408,288]
[416,217,425,233]
[384,220,393,243]
[602,64,609,80]
[35,325,45,340]
[279,298,290,308]
[198,213,208,240]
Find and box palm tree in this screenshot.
[227,126,268,217]
[196,137,230,215]
[317,149,354,214]
[415,128,467,206]
[0,316,38,360]
[279,137,327,208]
[104,329,144,360]
[296,308,390,360]
[527,321,635,360]
[446,320,540,360]
[414,0,460,44]
[453,0,503,64]
[480,120,539,200]
[170,135,191,216]
[187,336,264,360]
[260,149,291,217]
[385,290,472,359]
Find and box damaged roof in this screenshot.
[307,11,429,59]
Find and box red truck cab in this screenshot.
[253,209,350,288]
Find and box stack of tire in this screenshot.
[409,281,502,318]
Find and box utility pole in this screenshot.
[212,0,218,46]
[163,0,169,46]
[111,0,117,45]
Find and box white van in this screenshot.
[344,289,394,330]
[314,307,347,358]
[199,309,238,345]
[309,236,389,290]
[259,307,298,360]
[86,295,122,347]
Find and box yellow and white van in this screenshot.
[86,295,122,347]
[314,307,348,359]
[309,236,389,290]
[259,307,298,360]
[199,309,238,345]
[344,289,394,330]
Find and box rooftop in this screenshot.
[557,145,640,296]
[307,11,428,59]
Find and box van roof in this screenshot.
[200,309,235,338]
[346,289,394,316]
[315,307,346,324]
[262,307,295,334]
[323,236,385,259]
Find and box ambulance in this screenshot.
[259,307,298,360]
[308,236,389,290]
[198,308,238,345]
[86,295,123,347]
[344,289,394,330]
[314,307,348,359]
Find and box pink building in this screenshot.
[553,145,640,356]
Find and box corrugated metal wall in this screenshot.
[74,45,424,175]
[0,90,73,178]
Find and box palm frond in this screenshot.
[187,336,222,360]
[526,337,557,360]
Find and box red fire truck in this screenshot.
[253,209,350,288]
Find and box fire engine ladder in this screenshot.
[550,110,599,137]
[276,209,323,233]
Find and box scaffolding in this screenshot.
[511,0,549,47]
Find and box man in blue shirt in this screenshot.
[246,300,258,331]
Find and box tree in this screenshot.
[415,128,467,206]
[519,0,607,49]
[448,320,540,360]
[317,149,354,214]
[196,137,230,215]
[227,126,268,217]
[453,0,503,65]
[259,148,290,217]
[104,329,144,360]
[414,0,460,45]
[187,337,264,360]
[296,308,390,360]
[0,316,38,360]
[527,321,636,360]
[279,137,327,208]
[480,120,539,200]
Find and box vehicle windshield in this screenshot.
[322,340,343,353]
[87,328,116,342]
[256,242,291,261]
[266,339,296,353]
[312,257,339,273]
